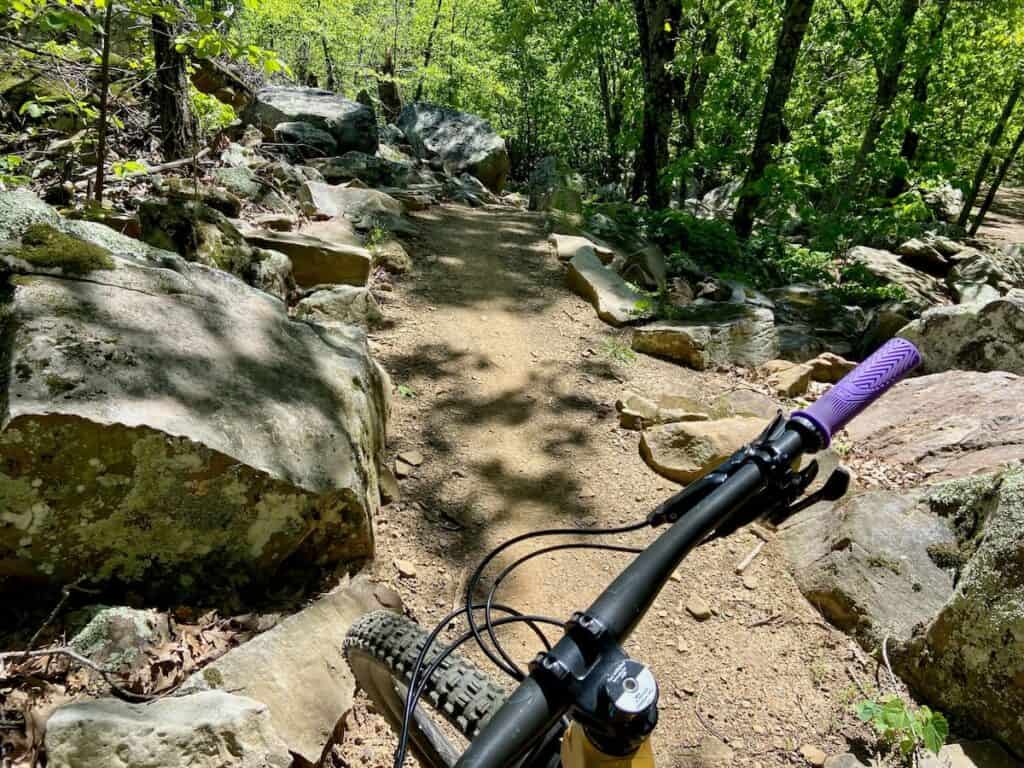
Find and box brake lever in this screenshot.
[765,466,851,525]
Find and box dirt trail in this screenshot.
[973,185,1024,248]
[340,204,875,767]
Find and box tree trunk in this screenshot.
[295,38,310,86]
[886,0,951,196]
[93,0,114,202]
[377,50,402,122]
[853,0,920,179]
[678,23,720,153]
[632,0,683,208]
[322,35,337,91]
[970,122,1024,235]
[958,76,1023,228]
[596,48,623,183]
[732,0,816,239]
[151,14,197,162]
[415,0,445,102]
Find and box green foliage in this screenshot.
[600,337,636,365]
[396,384,417,399]
[856,695,949,758]
[0,155,30,186]
[111,159,148,178]
[366,225,390,249]
[191,90,237,137]
[647,210,741,273]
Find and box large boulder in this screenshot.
[843,370,1024,481]
[528,156,584,213]
[631,304,778,370]
[785,466,1024,757]
[781,490,957,647]
[848,246,949,310]
[0,228,388,599]
[767,284,869,361]
[397,103,509,192]
[243,87,378,155]
[899,466,1024,757]
[310,151,410,187]
[566,249,647,327]
[694,180,742,220]
[45,690,291,768]
[237,226,372,288]
[299,181,412,234]
[948,248,1024,303]
[898,295,1024,375]
[137,198,294,302]
[922,181,964,223]
[273,121,338,159]
[190,57,253,111]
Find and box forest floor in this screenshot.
[334,204,883,767]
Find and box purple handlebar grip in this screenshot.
[793,338,921,446]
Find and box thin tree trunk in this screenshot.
[678,24,720,152]
[377,50,402,122]
[415,0,444,102]
[853,0,920,179]
[732,0,816,239]
[596,49,623,183]
[958,76,1023,227]
[970,122,1024,235]
[887,0,951,196]
[322,35,337,91]
[674,22,720,202]
[295,38,310,85]
[632,0,683,208]
[151,14,197,161]
[93,0,114,202]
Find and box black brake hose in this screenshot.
[394,603,561,768]
[462,520,650,679]
[482,542,644,674]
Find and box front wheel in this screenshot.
[343,610,510,768]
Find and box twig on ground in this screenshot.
[0,648,153,703]
[734,540,765,574]
[748,612,781,628]
[694,683,724,740]
[845,664,870,698]
[21,579,98,659]
[881,635,899,692]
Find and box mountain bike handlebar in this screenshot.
[453,338,921,768]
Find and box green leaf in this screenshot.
[921,711,949,755]
[880,697,913,732]
[855,700,881,723]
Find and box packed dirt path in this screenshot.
[973,185,1024,248]
[337,204,877,767]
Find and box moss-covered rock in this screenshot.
[13,224,115,274]
[1,237,388,601]
[139,198,255,277]
[899,464,1024,756]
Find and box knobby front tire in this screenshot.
[344,610,509,768]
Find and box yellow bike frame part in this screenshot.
[560,722,655,768]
